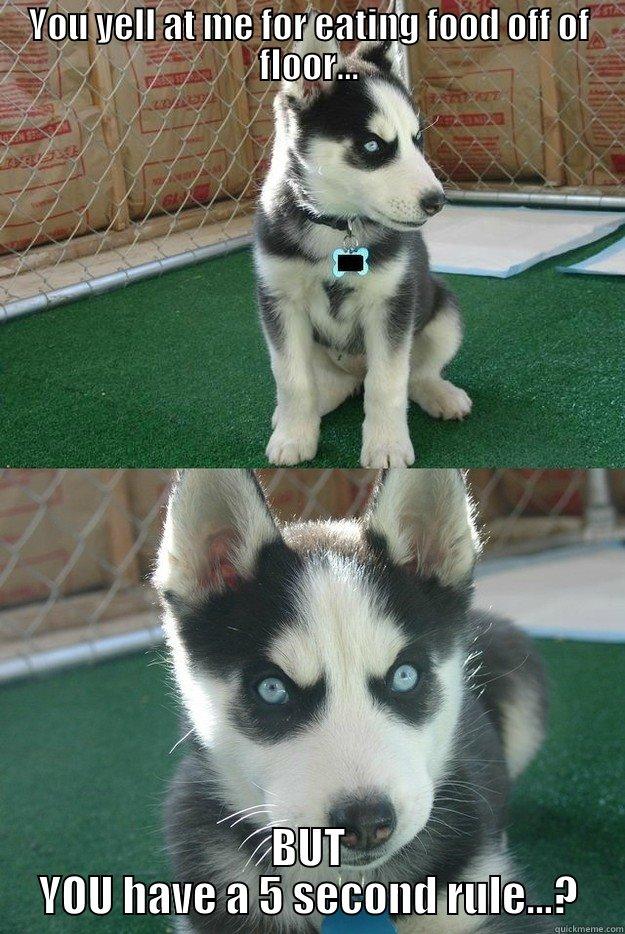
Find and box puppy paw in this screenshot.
[410,378,472,421]
[266,423,319,465]
[360,426,415,467]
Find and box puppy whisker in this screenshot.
[216,803,278,826]
[239,819,287,850]
[244,835,273,870]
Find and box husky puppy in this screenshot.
[156,469,548,933]
[254,23,472,467]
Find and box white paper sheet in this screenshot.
[422,204,625,278]
[560,235,625,277]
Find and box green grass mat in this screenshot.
[1,639,624,931]
[3,229,625,467]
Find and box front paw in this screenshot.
[266,422,319,465]
[360,423,415,467]
[410,378,472,421]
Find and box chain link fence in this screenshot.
[1,468,624,683]
[1,0,624,317]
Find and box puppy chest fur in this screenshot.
[256,242,415,356]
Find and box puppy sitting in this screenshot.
[254,22,472,466]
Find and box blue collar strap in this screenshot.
[321,910,396,931]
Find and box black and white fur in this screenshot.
[156,469,548,933]
[254,24,472,467]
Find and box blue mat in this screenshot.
[560,235,625,277]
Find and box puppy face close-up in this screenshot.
[277,32,445,229]
[156,469,479,871]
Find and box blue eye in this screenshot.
[413,131,423,146]
[390,664,419,693]
[363,138,380,153]
[257,677,289,705]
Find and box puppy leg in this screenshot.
[360,313,414,467]
[271,347,361,425]
[312,345,362,417]
[263,299,320,466]
[409,303,472,420]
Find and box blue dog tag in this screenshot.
[332,247,369,278]
[321,910,396,932]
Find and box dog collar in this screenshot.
[321,910,396,931]
[298,208,370,277]
[300,207,355,232]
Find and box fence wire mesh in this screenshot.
[1,1,624,314]
[1,468,624,681]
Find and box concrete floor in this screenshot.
[475,544,625,641]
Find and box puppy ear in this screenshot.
[365,469,480,587]
[154,470,280,602]
[353,39,404,81]
[283,12,341,103]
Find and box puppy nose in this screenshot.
[420,190,446,216]
[329,796,396,851]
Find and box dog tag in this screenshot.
[321,910,396,932]
[332,247,369,278]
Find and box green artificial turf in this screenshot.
[2,229,625,467]
[2,639,625,931]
